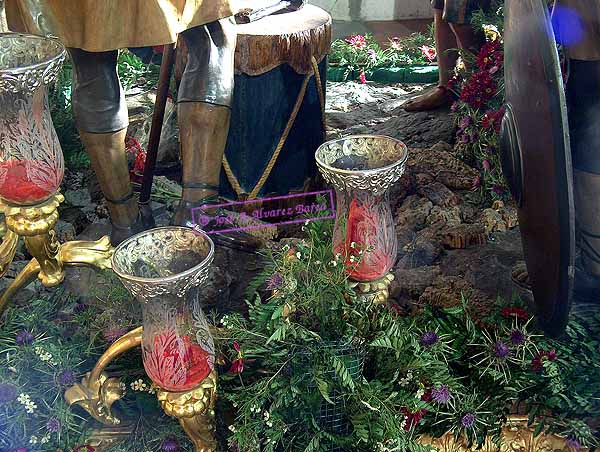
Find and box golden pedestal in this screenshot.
[65,326,218,452]
[349,272,395,304]
[0,193,113,313]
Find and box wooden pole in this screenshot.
[139,43,176,208]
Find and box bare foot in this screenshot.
[402,86,454,112]
[511,261,532,291]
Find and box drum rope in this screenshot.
[222,56,326,200]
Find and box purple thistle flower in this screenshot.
[15,331,34,346]
[492,185,505,196]
[46,417,61,433]
[0,383,18,403]
[58,369,77,387]
[161,437,180,452]
[566,438,582,450]
[74,303,88,314]
[431,385,451,404]
[461,412,476,429]
[510,329,526,345]
[459,116,472,129]
[266,272,284,291]
[494,341,510,359]
[420,331,439,347]
[451,102,459,112]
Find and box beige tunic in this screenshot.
[554,0,600,61]
[5,0,238,51]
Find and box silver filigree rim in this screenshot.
[111,226,215,285]
[315,134,409,176]
[0,32,66,77]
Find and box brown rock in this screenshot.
[480,208,507,233]
[417,182,461,207]
[427,206,462,227]
[395,195,433,229]
[415,173,435,186]
[394,265,441,297]
[406,146,479,190]
[441,224,487,249]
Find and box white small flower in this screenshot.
[267,421,273,427]
[296,251,301,259]
[263,411,270,420]
[40,434,50,444]
[415,388,425,399]
[119,382,126,391]
[350,242,356,248]
[349,255,356,263]
[18,393,30,404]
[233,402,238,408]
[25,401,37,413]
[335,253,342,260]
[29,436,38,444]
[330,260,338,267]
[315,260,321,265]
[228,424,236,432]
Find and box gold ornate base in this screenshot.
[349,272,395,304]
[66,326,219,452]
[420,416,570,451]
[0,193,113,313]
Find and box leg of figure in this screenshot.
[69,48,141,245]
[172,19,236,225]
[568,60,600,306]
[403,3,458,112]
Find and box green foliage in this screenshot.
[219,218,600,451]
[329,32,435,77]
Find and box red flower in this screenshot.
[477,40,503,70]
[502,307,530,320]
[482,108,505,133]
[346,34,367,50]
[532,349,557,372]
[228,341,245,375]
[460,70,497,109]
[421,45,436,62]
[359,71,367,84]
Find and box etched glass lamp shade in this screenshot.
[0,33,66,205]
[112,227,216,392]
[316,135,408,282]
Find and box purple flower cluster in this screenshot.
[461,412,476,429]
[420,331,439,347]
[15,331,34,346]
[46,418,61,433]
[494,341,510,359]
[510,329,526,345]
[161,437,180,452]
[58,369,77,387]
[0,383,18,403]
[431,385,451,404]
[266,272,284,291]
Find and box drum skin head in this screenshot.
[501,0,575,336]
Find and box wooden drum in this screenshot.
[222,5,332,200]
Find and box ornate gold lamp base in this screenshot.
[0,193,113,313]
[349,272,395,304]
[65,326,218,452]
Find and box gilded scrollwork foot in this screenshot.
[349,272,395,305]
[156,371,218,452]
[0,258,41,314]
[64,327,143,425]
[59,235,114,270]
[64,372,125,425]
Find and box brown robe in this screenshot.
[5,0,239,52]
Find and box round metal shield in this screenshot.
[501,0,575,336]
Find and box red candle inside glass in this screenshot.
[143,330,212,392]
[0,159,58,205]
[334,198,394,281]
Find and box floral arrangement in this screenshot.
[329,32,436,83]
[451,3,508,204]
[218,216,600,451]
